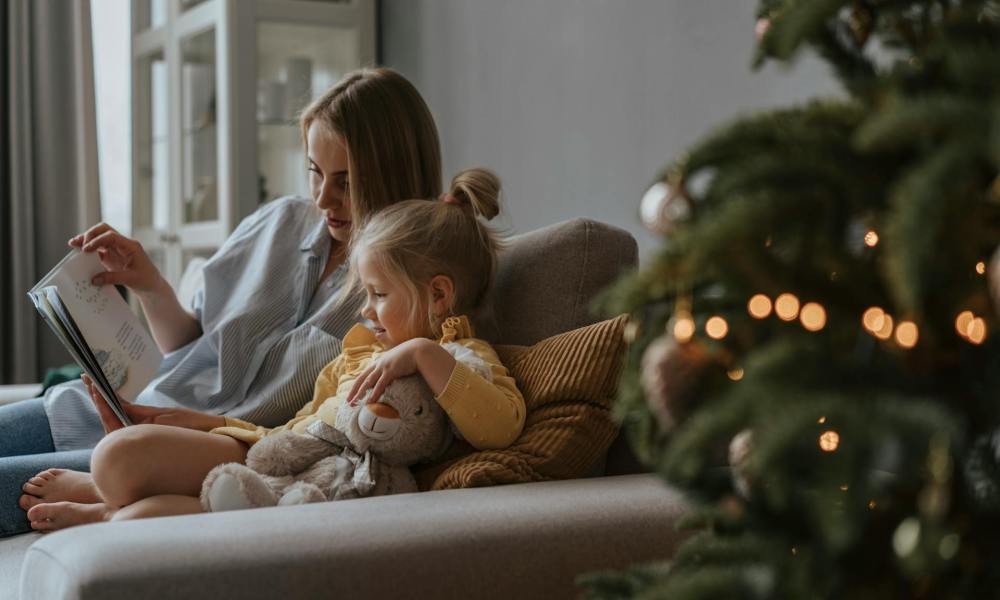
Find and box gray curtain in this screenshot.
[1,0,100,384]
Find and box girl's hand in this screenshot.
[70,223,167,295]
[346,338,429,406]
[82,374,225,434]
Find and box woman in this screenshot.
[0,67,442,536]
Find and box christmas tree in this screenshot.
[582,1,1000,597]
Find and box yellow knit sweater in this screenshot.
[210,316,526,450]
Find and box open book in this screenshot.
[28,250,163,426]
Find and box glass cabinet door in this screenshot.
[180,28,218,225]
[135,0,168,31]
[256,22,360,203]
[134,48,170,270]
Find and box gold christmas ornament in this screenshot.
[640,335,716,433]
[755,18,771,43]
[639,181,692,235]
[729,429,754,499]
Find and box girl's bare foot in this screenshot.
[19,469,102,511]
[26,501,114,532]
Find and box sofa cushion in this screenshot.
[415,315,627,490]
[474,218,638,346]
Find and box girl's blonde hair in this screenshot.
[300,67,442,227]
[350,168,505,338]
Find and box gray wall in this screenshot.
[381,0,841,260]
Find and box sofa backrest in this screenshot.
[474,218,638,346]
[476,217,646,477]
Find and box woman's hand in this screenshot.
[70,223,167,296]
[346,338,429,406]
[71,223,203,353]
[82,374,225,434]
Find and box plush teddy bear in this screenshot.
[201,375,453,511]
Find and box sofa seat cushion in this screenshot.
[415,315,627,489]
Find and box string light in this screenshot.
[967,317,987,345]
[727,367,744,381]
[862,307,885,333]
[673,313,696,343]
[894,321,919,349]
[955,311,974,337]
[819,430,840,452]
[864,230,879,247]
[775,293,800,321]
[799,303,827,332]
[976,261,986,275]
[874,314,894,340]
[956,311,988,345]
[706,316,729,339]
[862,307,894,340]
[748,294,773,319]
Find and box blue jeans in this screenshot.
[0,398,92,537]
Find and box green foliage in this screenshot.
[583,1,1000,598]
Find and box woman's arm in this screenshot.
[82,374,224,433]
[132,277,203,354]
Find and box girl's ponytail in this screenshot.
[448,168,501,221]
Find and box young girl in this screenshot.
[28,169,525,528]
[12,67,443,534]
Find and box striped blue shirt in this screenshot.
[43,197,362,451]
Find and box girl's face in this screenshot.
[307,122,352,245]
[357,249,431,348]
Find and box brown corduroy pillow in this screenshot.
[413,315,628,490]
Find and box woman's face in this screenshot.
[307,122,352,244]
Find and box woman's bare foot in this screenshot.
[26,501,114,532]
[19,469,102,511]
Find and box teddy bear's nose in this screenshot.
[359,402,402,440]
[367,402,399,420]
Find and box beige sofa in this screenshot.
[1,218,687,599]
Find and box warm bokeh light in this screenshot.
[868,500,877,510]
[967,317,987,345]
[874,313,894,340]
[748,294,773,319]
[862,307,885,333]
[727,367,744,381]
[705,316,729,340]
[956,310,974,337]
[819,430,840,452]
[895,321,919,349]
[774,293,800,321]
[799,303,827,332]
[976,261,986,275]
[864,230,879,247]
[818,416,826,424]
[673,314,696,343]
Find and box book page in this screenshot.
[36,250,163,403]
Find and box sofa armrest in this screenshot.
[0,384,43,406]
[21,474,688,600]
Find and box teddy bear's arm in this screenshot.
[246,431,339,476]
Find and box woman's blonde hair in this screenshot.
[300,67,442,227]
[350,168,505,338]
